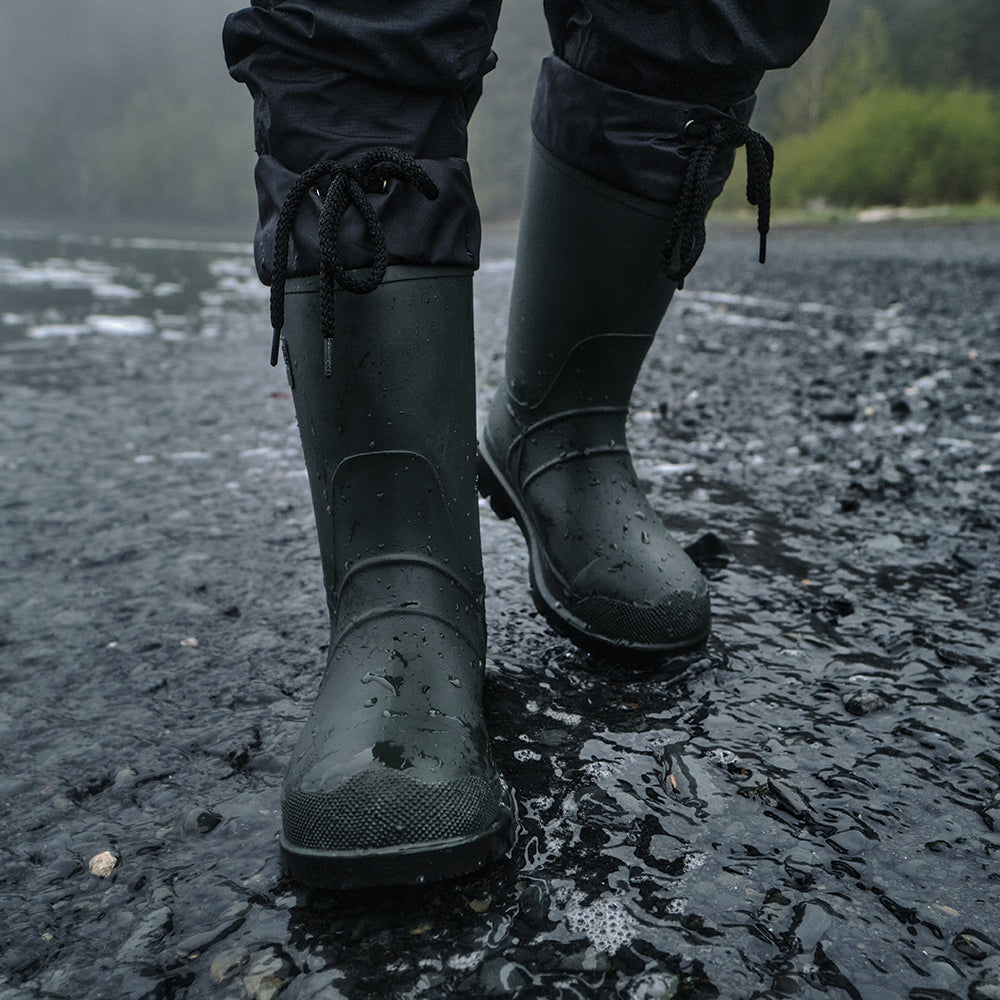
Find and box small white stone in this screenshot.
[88,851,119,878]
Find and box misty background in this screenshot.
[1,0,998,235]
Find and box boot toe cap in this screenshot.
[282,766,506,853]
[566,584,711,654]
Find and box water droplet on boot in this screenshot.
[364,697,377,707]
[448,676,462,688]
[641,531,651,544]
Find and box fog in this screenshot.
[2,1,996,228]
[0,0,257,227]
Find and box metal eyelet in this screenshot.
[683,120,710,140]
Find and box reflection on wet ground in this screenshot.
[1,222,998,999]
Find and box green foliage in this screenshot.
[761,4,898,138]
[770,88,1000,208]
[820,6,898,120]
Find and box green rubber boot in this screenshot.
[279,268,515,888]
[478,141,711,659]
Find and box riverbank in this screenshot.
[2,220,998,999]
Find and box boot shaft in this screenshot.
[504,141,679,413]
[280,268,484,617]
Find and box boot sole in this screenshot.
[477,445,709,660]
[280,792,516,890]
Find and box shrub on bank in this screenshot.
[767,87,1000,208]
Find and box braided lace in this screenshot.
[662,117,774,289]
[269,147,438,376]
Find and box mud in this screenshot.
[1,220,998,999]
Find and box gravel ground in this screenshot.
[1,219,998,999]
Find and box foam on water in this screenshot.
[27,323,92,339]
[562,892,639,954]
[86,315,155,336]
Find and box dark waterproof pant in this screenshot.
[223,0,829,282]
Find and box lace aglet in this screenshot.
[324,337,333,378]
[270,329,281,367]
[758,231,768,265]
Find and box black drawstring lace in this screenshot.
[269,146,438,376]
[662,117,774,289]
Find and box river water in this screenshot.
[1,220,998,999]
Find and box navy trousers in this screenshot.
[224,1,828,281]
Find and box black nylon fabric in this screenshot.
[543,0,830,108]
[224,0,828,280]
[531,55,756,207]
[224,0,501,280]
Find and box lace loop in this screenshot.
[662,117,773,289]
[268,147,439,375]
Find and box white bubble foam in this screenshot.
[563,893,638,954]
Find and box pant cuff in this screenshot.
[531,54,756,205]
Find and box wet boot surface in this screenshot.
[1,221,999,998]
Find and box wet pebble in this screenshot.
[783,850,817,890]
[111,766,137,789]
[793,901,832,952]
[843,687,891,716]
[980,791,1000,831]
[816,403,856,423]
[827,828,870,855]
[117,902,173,965]
[516,880,550,927]
[619,971,680,999]
[971,962,1000,1000]
[183,807,222,834]
[210,948,249,984]
[684,531,730,569]
[865,532,904,553]
[477,956,530,995]
[767,778,812,818]
[87,850,119,878]
[243,948,297,1000]
[954,930,994,961]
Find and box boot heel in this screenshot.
[476,450,515,521]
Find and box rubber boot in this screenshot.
[279,267,515,889]
[478,141,711,659]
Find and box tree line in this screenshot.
[1,0,997,229]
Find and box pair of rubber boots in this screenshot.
[279,143,710,889]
